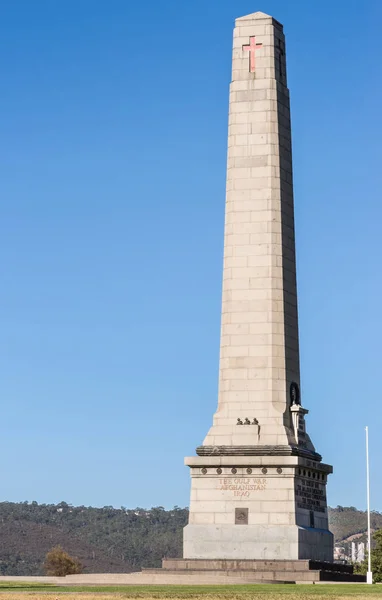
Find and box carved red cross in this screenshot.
[242,36,263,73]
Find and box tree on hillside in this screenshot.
[356,529,382,583]
[44,546,83,577]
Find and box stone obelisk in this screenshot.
[183,12,333,561]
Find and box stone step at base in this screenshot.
[143,568,318,582]
[60,573,295,585]
[155,559,366,583]
[162,558,353,574]
[144,568,365,583]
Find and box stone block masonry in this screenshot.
[183,12,334,562]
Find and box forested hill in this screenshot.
[329,505,382,544]
[0,502,381,575]
[0,502,187,575]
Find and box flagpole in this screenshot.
[366,426,372,584]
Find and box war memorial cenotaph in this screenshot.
[182,10,333,563]
[155,11,365,584]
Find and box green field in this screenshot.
[0,582,379,599]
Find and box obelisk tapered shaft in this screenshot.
[203,11,300,449]
[184,12,333,562]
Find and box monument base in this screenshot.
[184,524,333,562]
[184,454,334,562]
[144,559,366,584]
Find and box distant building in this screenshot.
[351,542,365,563]
[334,546,347,561]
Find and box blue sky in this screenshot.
[0,0,380,512]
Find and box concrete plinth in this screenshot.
[156,559,366,584]
[184,455,333,561]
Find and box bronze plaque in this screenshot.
[235,507,248,525]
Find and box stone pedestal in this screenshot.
[184,455,333,561]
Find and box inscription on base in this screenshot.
[219,478,267,498]
[295,478,326,513]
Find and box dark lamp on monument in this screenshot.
[290,382,300,405]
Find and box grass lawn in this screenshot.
[0,583,379,599]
